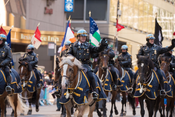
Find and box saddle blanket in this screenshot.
[161,70,174,97]
[0,68,22,95]
[117,70,131,92]
[134,70,160,100]
[59,71,107,105]
[22,70,43,92]
[96,70,113,91]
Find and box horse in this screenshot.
[54,58,67,117]
[159,56,175,117]
[96,49,119,117]
[114,58,136,116]
[136,56,160,117]
[18,58,42,115]
[59,55,96,117]
[0,68,28,117]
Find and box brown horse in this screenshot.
[97,49,119,117]
[18,61,41,115]
[0,68,28,117]
[159,56,175,117]
[114,58,136,116]
[59,55,96,117]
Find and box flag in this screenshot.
[58,21,76,53]
[0,26,7,35]
[90,17,101,47]
[116,19,124,32]
[7,29,11,47]
[173,32,175,36]
[7,29,14,66]
[31,26,42,49]
[154,18,163,46]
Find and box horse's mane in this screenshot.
[137,56,154,69]
[59,55,83,69]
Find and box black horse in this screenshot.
[135,56,161,117]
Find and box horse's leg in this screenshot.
[64,101,72,117]
[109,99,113,117]
[88,102,96,117]
[154,96,160,117]
[36,89,41,112]
[0,98,5,117]
[120,92,126,116]
[146,99,155,117]
[169,98,174,117]
[102,98,107,117]
[166,98,171,117]
[112,90,118,115]
[13,94,18,117]
[128,94,136,115]
[61,104,66,117]
[139,97,145,117]
[96,102,102,117]
[27,99,32,115]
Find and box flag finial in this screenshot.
[11,25,14,29]
[1,23,3,27]
[37,22,40,27]
[89,11,91,17]
[68,15,71,21]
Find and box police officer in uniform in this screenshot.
[137,34,175,96]
[118,45,134,82]
[22,44,41,88]
[67,29,108,100]
[0,34,12,94]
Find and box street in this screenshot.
[5,101,162,117]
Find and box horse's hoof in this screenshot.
[115,110,118,115]
[97,112,102,117]
[20,113,24,116]
[103,115,107,117]
[133,110,136,115]
[11,112,14,116]
[109,114,113,117]
[36,108,39,112]
[120,113,123,116]
[27,110,32,115]
[61,114,66,117]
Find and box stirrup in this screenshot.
[160,89,166,96]
[37,83,42,89]
[127,87,133,94]
[112,84,117,90]
[6,85,12,94]
[92,91,98,100]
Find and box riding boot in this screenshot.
[157,69,166,96]
[5,75,12,94]
[90,75,98,100]
[34,69,41,89]
[109,65,117,90]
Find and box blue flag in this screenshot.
[7,29,11,47]
[7,29,14,66]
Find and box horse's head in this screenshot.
[59,55,83,89]
[18,58,31,82]
[137,56,154,84]
[99,49,110,71]
[160,56,171,74]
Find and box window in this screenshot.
[86,0,108,20]
[66,0,84,20]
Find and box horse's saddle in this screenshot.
[59,70,107,105]
[134,70,160,100]
[0,68,22,95]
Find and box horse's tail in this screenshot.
[7,94,29,115]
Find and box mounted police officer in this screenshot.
[22,44,41,88]
[67,29,108,100]
[137,34,175,96]
[118,45,133,80]
[0,34,12,94]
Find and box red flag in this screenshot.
[69,22,74,34]
[173,32,175,36]
[0,26,7,35]
[116,19,124,32]
[31,26,42,49]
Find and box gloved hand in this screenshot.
[171,39,175,47]
[100,38,108,47]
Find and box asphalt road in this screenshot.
[4,101,167,117]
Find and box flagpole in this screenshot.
[115,0,120,57]
[89,11,91,42]
[37,22,40,27]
